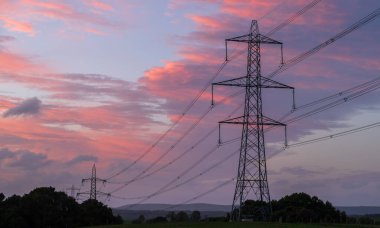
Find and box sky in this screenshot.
[1,0,380,208]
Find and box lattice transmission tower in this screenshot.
[66,185,80,198]
[77,164,109,201]
[212,20,295,221]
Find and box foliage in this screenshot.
[80,199,123,226]
[358,216,375,224]
[239,192,350,224]
[0,187,122,228]
[132,214,145,224]
[271,193,344,223]
[190,210,201,221]
[84,221,380,228]
[146,216,168,223]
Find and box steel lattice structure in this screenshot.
[212,20,294,221]
[78,164,109,201]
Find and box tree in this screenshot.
[0,195,28,228]
[0,187,122,227]
[79,199,122,226]
[21,187,80,228]
[271,192,345,224]
[190,210,201,221]
[166,211,176,222]
[132,214,145,224]
[147,216,167,223]
[240,199,269,221]
[175,211,189,222]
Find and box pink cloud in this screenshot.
[84,0,114,11]
[0,0,125,36]
[189,15,225,30]
[0,16,35,36]
[0,51,49,75]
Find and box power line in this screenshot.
[287,121,380,148]
[285,82,380,124]
[227,0,322,61]
[107,1,361,207]
[107,99,244,186]
[105,61,230,180]
[109,116,380,203]
[113,138,239,206]
[105,0,324,182]
[220,76,380,146]
[112,177,235,214]
[110,143,219,194]
[111,148,240,201]
[117,114,378,212]
[267,7,380,79]
[110,78,380,203]
[295,76,380,111]
[77,164,109,201]
[106,90,243,192]
[266,0,322,37]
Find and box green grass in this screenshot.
[85,221,380,228]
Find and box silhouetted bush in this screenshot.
[0,187,122,228]
[147,216,168,223]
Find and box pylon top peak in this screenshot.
[250,20,259,34]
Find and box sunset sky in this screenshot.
[1,0,380,208]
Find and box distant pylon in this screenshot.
[66,185,80,198]
[212,20,295,221]
[77,164,109,201]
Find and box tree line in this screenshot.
[132,210,202,224]
[238,192,377,224]
[0,187,123,228]
[135,192,377,225]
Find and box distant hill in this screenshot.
[113,203,230,220]
[112,203,380,220]
[337,206,380,215]
[116,203,230,212]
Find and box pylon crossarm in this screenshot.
[97,191,111,197]
[225,34,282,45]
[219,115,286,126]
[218,115,288,146]
[219,115,245,124]
[225,34,282,61]
[258,34,282,44]
[261,76,294,89]
[261,76,296,109]
[226,34,251,43]
[212,76,247,87]
[262,116,286,126]
[211,77,247,105]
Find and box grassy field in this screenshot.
[86,221,380,228]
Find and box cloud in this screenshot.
[66,154,98,166]
[0,16,35,36]
[7,149,51,170]
[0,148,15,160]
[0,35,15,43]
[3,97,42,118]
[0,0,128,36]
[83,0,114,11]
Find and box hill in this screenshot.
[113,203,230,220]
[337,206,380,215]
[113,203,380,220]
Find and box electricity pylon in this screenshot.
[77,164,109,200]
[212,20,295,221]
[66,185,80,198]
